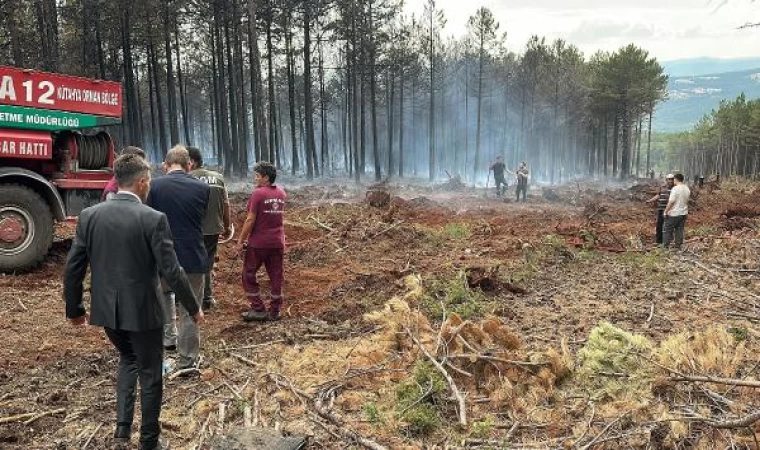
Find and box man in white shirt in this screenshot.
[662,173,690,250]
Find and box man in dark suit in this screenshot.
[148,145,210,371]
[65,153,205,450]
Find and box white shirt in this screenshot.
[667,184,690,216]
[116,190,142,202]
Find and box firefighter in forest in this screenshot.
[489,156,507,196]
[511,161,529,202]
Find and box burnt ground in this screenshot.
[1,177,759,449]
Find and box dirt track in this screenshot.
[1,178,759,449]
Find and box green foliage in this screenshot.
[689,224,718,237]
[421,271,487,319]
[728,327,749,343]
[471,416,495,438]
[575,249,600,261]
[395,361,446,436]
[619,250,663,270]
[443,223,472,240]
[363,402,384,426]
[576,322,654,400]
[655,93,760,177]
[543,234,566,249]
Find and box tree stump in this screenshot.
[365,189,391,208]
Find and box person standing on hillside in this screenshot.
[489,156,507,197]
[188,147,232,311]
[236,162,287,322]
[65,154,203,450]
[147,145,210,372]
[646,173,675,245]
[662,173,691,250]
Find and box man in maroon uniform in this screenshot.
[236,162,287,322]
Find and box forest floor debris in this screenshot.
[1,177,759,449]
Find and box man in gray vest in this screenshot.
[188,147,232,310]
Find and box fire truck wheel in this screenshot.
[0,185,54,273]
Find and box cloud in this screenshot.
[564,21,657,43]
[404,0,760,59]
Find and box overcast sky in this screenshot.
[404,0,759,61]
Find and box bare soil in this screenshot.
[1,178,759,449]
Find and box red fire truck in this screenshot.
[0,66,122,271]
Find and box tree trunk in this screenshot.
[174,19,192,145]
[303,2,317,180]
[148,45,159,156]
[247,0,269,162]
[120,3,140,146]
[387,69,395,179]
[645,107,653,175]
[223,2,240,177]
[635,116,643,177]
[266,20,278,164]
[474,33,484,179]
[163,0,179,145]
[286,28,299,175]
[232,0,250,177]
[213,0,233,171]
[149,41,168,157]
[612,111,620,177]
[398,68,404,178]
[318,36,328,175]
[428,9,436,181]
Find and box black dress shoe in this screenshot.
[140,437,171,450]
[114,424,131,446]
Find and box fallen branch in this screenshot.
[404,326,468,427]
[195,411,214,450]
[224,339,285,351]
[0,408,66,425]
[81,422,103,450]
[168,368,200,380]
[267,373,387,450]
[578,412,628,450]
[670,374,760,389]
[230,352,257,368]
[694,410,760,429]
[223,380,244,401]
[371,220,405,239]
[448,353,551,370]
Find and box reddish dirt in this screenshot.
[0,178,758,449]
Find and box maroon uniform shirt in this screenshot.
[246,185,286,248]
[102,176,119,200]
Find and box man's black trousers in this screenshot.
[104,327,164,448]
[655,209,665,244]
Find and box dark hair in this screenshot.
[254,162,277,184]
[187,146,203,167]
[121,146,146,159]
[674,173,684,182]
[115,154,151,187]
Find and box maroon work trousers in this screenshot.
[242,247,284,313]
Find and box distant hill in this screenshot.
[661,57,760,77]
[653,67,760,132]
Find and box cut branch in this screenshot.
[670,374,760,389]
[404,326,468,427]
